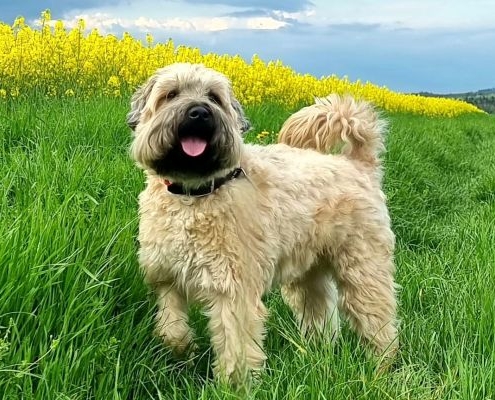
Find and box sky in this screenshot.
[1,0,494,93]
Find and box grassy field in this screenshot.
[1,96,495,399]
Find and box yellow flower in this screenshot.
[77,18,85,31]
[40,9,51,22]
[256,130,269,139]
[0,14,483,117]
[146,33,154,47]
[107,76,120,88]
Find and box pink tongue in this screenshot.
[180,137,207,157]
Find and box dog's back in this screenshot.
[278,95,387,169]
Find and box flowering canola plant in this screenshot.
[0,12,483,117]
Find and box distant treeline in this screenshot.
[418,88,495,114]
[462,96,495,114]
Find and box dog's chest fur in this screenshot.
[137,144,387,301]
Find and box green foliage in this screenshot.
[419,88,495,114]
[1,97,495,399]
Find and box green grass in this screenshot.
[1,96,495,399]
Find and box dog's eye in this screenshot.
[166,90,178,100]
[208,92,222,106]
[156,90,177,109]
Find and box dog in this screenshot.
[127,63,398,384]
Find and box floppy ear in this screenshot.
[126,75,158,131]
[231,98,252,135]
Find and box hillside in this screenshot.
[419,88,495,113]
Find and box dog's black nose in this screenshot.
[188,105,211,121]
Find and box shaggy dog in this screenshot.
[127,63,398,384]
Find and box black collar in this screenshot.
[164,168,245,197]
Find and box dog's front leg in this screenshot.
[153,284,195,356]
[206,292,267,385]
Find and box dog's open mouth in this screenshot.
[180,136,208,157]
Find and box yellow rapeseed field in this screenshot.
[0,12,483,116]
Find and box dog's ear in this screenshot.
[231,98,251,135]
[127,75,158,131]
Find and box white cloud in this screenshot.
[272,9,316,21]
[246,17,287,30]
[135,17,164,30]
[54,13,288,33]
[50,12,129,31]
[200,18,232,31]
[26,0,495,33]
[310,0,495,30]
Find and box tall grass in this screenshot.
[1,96,494,399]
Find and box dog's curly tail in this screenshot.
[278,94,387,167]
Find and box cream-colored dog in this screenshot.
[127,63,398,384]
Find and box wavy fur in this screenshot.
[130,64,398,386]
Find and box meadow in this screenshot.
[2,95,495,399]
[1,13,495,400]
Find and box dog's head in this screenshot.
[128,63,251,183]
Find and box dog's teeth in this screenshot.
[180,137,207,157]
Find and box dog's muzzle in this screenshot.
[187,105,212,123]
[178,105,216,158]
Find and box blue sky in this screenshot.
[2,0,494,93]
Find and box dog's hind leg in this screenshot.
[281,264,340,342]
[331,235,398,360]
[153,284,195,355]
[206,292,267,385]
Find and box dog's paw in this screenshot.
[154,326,197,357]
[373,340,399,374]
[171,340,198,359]
[213,359,265,392]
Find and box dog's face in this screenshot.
[128,63,251,182]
